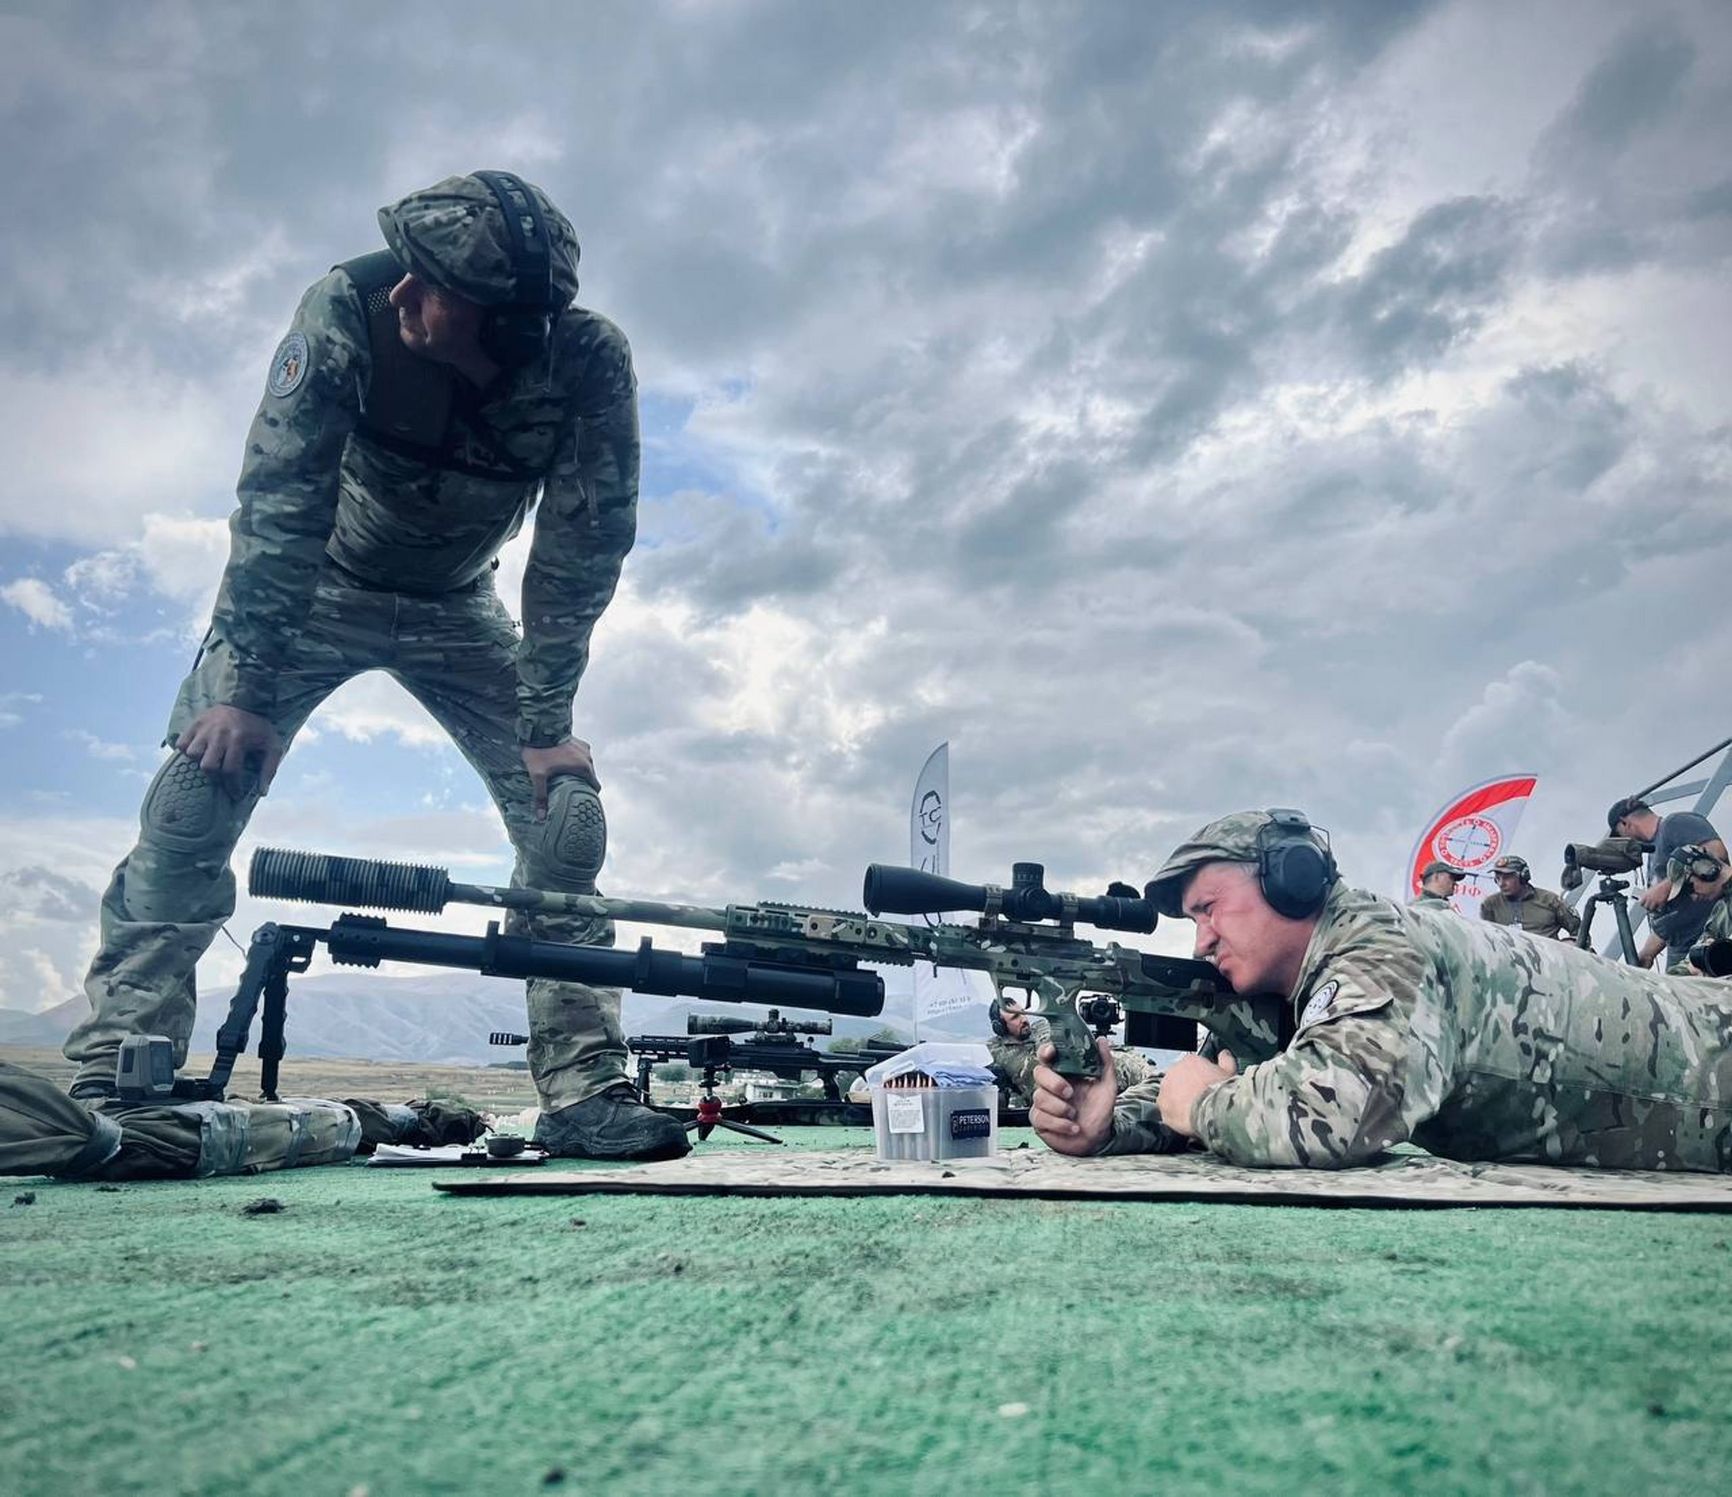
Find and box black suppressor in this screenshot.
[251,848,452,912]
[862,861,1156,934]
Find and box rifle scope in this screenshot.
[861,861,1156,934]
[688,1014,832,1036]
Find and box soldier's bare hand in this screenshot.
[1030,1037,1116,1156]
[521,737,599,821]
[1157,1050,1238,1139]
[174,705,284,798]
[1639,881,1672,913]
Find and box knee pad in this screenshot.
[536,778,608,891]
[140,754,240,856]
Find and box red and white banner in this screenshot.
[1405,774,1539,918]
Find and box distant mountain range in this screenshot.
[0,970,990,1065]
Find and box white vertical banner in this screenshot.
[910,743,991,1027]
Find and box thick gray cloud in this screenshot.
[0,0,1729,1016]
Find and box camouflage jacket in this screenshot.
[1103,884,1732,1171]
[1478,886,1580,939]
[211,267,639,746]
[1685,890,1732,964]
[1406,893,1453,911]
[1706,893,1732,945]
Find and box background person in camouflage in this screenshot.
[1408,859,1464,911]
[986,997,1150,1106]
[1477,855,1580,940]
[64,173,689,1161]
[1029,810,1732,1172]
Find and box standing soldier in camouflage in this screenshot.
[1408,860,1464,911]
[64,172,689,1161]
[1029,810,1732,1171]
[1477,855,1580,940]
[987,998,1149,1106]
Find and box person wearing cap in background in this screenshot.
[1409,860,1464,911]
[63,173,689,1162]
[1028,809,1732,1172]
[1477,855,1579,940]
[1607,796,1729,970]
[987,997,1151,1107]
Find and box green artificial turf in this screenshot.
[3,1129,1730,1496]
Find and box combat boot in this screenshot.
[533,1085,691,1161]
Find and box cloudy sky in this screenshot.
[1,0,1729,1018]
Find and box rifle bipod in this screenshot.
[683,1062,783,1146]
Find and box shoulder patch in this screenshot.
[1299,980,1340,1028]
[267,331,310,397]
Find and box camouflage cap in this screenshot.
[1419,860,1464,881]
[377,173,580,308]
[1145,811,1272,918]
[1490,855,1530,879]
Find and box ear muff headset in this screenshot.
[1257,808,1338,919]
[1676,847,1724,889]
[473,170,556,368]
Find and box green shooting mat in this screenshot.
[433,1146,1732,1211]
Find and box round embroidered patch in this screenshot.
[266,331,310,397]
[1300,979,1341,1028]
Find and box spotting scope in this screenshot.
[1560,837,1652,890]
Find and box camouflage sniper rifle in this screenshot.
[171,849,1286,1102]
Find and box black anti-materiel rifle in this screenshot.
[179,906,885,1102]
[216,848,1281,1091]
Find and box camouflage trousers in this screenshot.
[64,565,627,1110]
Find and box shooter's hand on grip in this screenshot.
[1030,1037,1117,1156]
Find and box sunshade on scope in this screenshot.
[861,861,1157,934]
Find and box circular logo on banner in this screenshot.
[1436,815,1501,871]
[918,789,944,846]
[267,331,310,397]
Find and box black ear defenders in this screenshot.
[1257,808,1338,918]
[473,169,556,368]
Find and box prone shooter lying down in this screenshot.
[1031,810,1732,1173]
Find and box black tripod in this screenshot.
[683,1062,783,1145]
[1576,875,1642,965]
